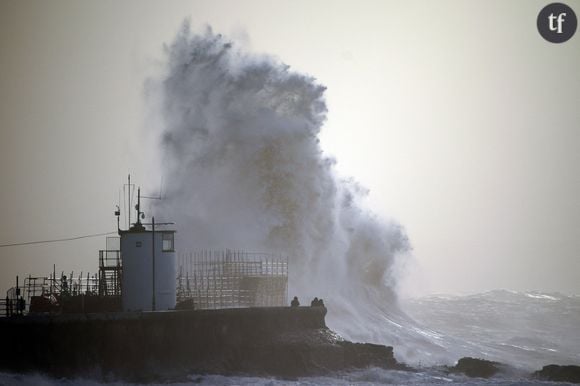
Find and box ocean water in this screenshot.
[0,370,575,386]
[2,290,578,385]
[401,290,580,371]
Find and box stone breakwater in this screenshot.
[0,307,400,381]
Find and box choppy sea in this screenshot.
[2,290,578,385]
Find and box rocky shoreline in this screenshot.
[438,357,580,384]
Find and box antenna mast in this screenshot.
[127,174,131,228]
[136,187,144,225]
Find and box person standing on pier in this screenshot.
[291,296,300,307]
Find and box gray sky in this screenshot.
[0,0,579,296]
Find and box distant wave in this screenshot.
[402,290,580,370]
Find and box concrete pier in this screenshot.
[0,307,398,380]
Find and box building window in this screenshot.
[162,232,174,252]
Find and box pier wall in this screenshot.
[0,307,396,380]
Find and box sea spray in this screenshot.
[148,22,455,364]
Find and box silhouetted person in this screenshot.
[311,297,319,307]
[318,298,325,308]
[290,296,300,307]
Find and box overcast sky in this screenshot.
[0,0,578,296]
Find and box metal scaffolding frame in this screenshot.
[2,239,122,317]
[98,250,122,297]
[177,250,288,309]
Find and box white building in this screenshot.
[120,222,176,312]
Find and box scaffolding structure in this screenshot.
[98,250,122,297]
[98,237,122,297]
[2,237,122,316]
[177,250,288,309]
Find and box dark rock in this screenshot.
[451,357,502,378]
[534,364,580,383]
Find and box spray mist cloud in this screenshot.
[151,22,412,349]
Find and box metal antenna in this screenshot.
[128,175,131,228]
[152,216,156,311]
[122,185,126,229]
[135,187,145,224]
[117,189,122,232]
[115,205,121,233]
